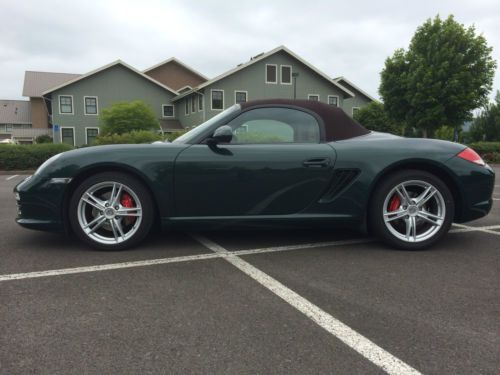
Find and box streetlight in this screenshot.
[292,72,300,99]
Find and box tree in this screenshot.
[353,102,402,134]
[468,91,500,141]
[380,15,497,137]
[100,101,159,135]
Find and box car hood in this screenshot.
[34,142,189,179]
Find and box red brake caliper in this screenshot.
[120,192,136,226]
[389,194,401,212]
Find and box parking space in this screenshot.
[1,168,499,374]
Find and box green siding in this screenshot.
[177,50,350,128]
[336,80,374,117]
[177,93,205,129]
[51,64,176,146]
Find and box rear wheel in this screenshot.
[69,172,154,250]
[370,170,454,250]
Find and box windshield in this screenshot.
[173,104,241,144]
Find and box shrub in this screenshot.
[35,134,53,144]
[469,142,500,153]
[93,130,164,145]
[100,101,159,135]
[0,143,73,170]
[353,102,403,135]
[164,131,187,142]
[481,152,500,163]
[434,126,455,141]
[469,142,500,164]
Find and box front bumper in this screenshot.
[14,176,70,231]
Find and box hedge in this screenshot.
[0,143,73,170]
[469,142,500,163]
[92,130,164,145]
[469,142,500,153]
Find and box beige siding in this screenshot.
[145,61,206,91]
[30,97,49,129]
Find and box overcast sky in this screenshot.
[1,0,499,101]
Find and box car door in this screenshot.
[174,106,336,217]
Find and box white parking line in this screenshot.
[1,225,498,283]
[0,238,369,282]
[453,223,500,236]
[6,175,18,181]
[192,234,421,375]
[0,252,221,281]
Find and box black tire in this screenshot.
[369,169,454,250]
[69,172,154,250]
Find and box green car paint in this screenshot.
[14,106,495,234]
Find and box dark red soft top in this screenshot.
[240,99,369,141]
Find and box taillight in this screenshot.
[457,148,485,166]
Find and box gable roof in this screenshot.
[333,77,377,102]
[0,100,31,124]
[23,71,81,97]
[42,60,179,96]
[143,57,208,81]
[172,46,355,102]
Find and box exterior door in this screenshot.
[174,107,336,217]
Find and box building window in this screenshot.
[162,105,174,118]
[84,96,98,115]
[328,95,339,107]
[185,99,189,115]
[191,96,196,112]
[86,128,99,145]
[198,94,203,111]
[235,91,247,104]
[281,65,292,84]
[59,95,73,114]
[13,124,32,129]
[265,64,277,84]
[61,128,74,145]
[352,107,360,117]
[308,94,320,101]
[211,90,224,110]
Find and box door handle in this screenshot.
[303,158,330,168]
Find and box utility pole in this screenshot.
[292,72,299,99]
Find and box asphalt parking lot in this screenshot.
[1,168,499,375]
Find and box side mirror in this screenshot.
[209,125,233,144]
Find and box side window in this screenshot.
[227,107,320,144]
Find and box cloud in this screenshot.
[1,0,498,101]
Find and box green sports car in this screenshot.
[14,99,495,250]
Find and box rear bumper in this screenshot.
[446,158,495,223]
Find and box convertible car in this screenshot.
[14,99,494,250]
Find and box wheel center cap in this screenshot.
[407,205,418,216]
[104,207,115,219]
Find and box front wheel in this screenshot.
[69,172,154,250]
[370,170,454,250]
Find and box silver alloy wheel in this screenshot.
[77,181,143,245]
[382,180,446,243]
